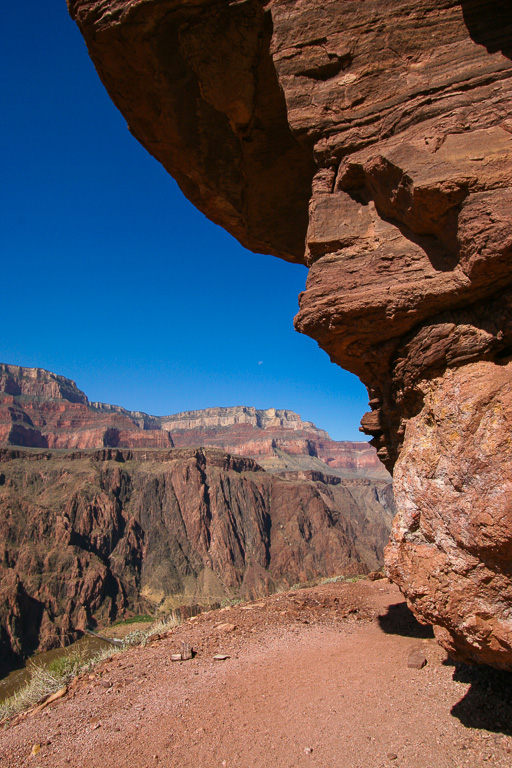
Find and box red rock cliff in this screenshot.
[0,366,386,477]
[0,364,172,450]
[0,447,393,667]
[68,0,512,668]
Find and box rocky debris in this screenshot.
[66,0,512,667]
[407,649,428,670]
[367,571,385,582]
[0,446,393,667]
[29,687,68,717]
[181,641,193,661]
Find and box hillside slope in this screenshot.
[0,447,393,668]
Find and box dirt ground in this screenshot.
[1,579,512,768]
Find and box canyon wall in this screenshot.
[0,364,385,477]
[68,0,512,667]
[0,447,393,668]
[161,405,386,476]
[0,364,173,450]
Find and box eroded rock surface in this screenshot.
[0,364,386,477]
[0,447,393,667]
[160,405,387,476]
[67,0,512,665]
[0,364,173,449]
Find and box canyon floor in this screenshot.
[1,580,512,768]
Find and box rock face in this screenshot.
[0,447,393,668]
[0,365,385,478]
[68,0,512,667]
[161,406,386,477]
[0,364,173,450]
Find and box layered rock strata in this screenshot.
[0,447,393,667]
[0,365,385,477]
[160,406,386,477]
[68,0,512,667]
[0,364,172,450]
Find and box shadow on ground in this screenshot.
[447,661,512,736]
[377,602,435,639]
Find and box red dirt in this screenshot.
[2,580,511,768]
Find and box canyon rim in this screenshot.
[67,0,512,668]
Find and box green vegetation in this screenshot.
[0,646,89,723]
[111,614,155,627]
[319,574,368,585]
[0,614,181,724]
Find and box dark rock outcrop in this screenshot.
[0,447,393,667]
[67,0,512,667]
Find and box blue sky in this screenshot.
[1,2,369,441]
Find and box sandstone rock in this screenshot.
[66,0,512,667]
[215,623,236,633]
[387,361,512,668]
[407,649,427,671]
[181,641,193,660]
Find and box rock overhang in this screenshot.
[67,0,512,668]
[68,0,317,262]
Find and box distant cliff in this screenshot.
[0,447,394,668]
[0,364,386,478]
[0,363,172,450]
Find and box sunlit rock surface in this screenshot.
[0,364,386,476]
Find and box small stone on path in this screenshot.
[216,623,236,633]
[407,648,427,669]
[181,641,194,660]
[368,571,385,581]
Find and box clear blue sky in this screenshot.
[1,2,369,441]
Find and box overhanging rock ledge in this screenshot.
[68,0,512,669]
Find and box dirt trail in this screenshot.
[2,580,512,768]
